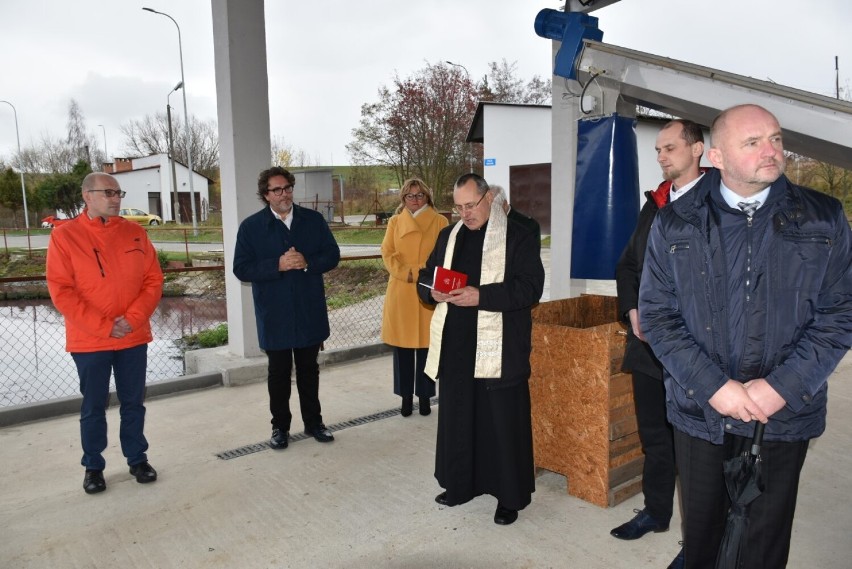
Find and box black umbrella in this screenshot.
[715,421,766,569]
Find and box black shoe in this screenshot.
[667,547,684,569]
[418,396,431,416]
[401,395,413,417]
[269,428,289,449]
[609,508,668,540]
[83,469,106,494]
[494,504,518,525]
[434,491,453,506]
[305,424,334,443]
[129,461,158,484]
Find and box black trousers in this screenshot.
[632,369,676,523]
[674,428,809,569]
[267,344,323,432]
[392,347,435,398]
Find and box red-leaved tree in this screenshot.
[347,63,478,206]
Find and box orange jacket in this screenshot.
[46,211,164,353]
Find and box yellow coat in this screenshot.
[381,206,448,348]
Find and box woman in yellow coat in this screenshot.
[381,178,449,416]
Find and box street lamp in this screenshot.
[143,7,198,234]
[167,81,183,223]
[97,124,108,162]
[0,100,29,229]
[445,61,474,173]
[445,60,470,77]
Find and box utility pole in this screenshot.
[167,81,183,223]
[836,56,840,99]
[167,103,181,223]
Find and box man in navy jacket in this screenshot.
[234,167,340,449]
[640,105,852,568]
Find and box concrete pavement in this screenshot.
[1,352,851,568]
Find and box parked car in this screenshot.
[41,215,74,229]
[120,208,162,225]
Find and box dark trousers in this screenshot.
[72,344,149,471]
[267,344,323,432]
[392,347,435,399]
[674,428,809,569]
[632,369,676,523]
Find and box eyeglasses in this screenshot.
[268,184,295,195]
[452,192,487,214]
[404,192,426,201]
[87,189,126,198]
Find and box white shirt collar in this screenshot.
[720,183,771,211]
[669,172,705,203]
[270,205,294,228]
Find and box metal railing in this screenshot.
[0,257,386,408]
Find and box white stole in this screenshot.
[424,193,507,380]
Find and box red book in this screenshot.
[432,266,467,293]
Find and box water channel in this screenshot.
[0,297,227,407]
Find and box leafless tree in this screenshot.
[120,113,219,178]
[479,59,552,105]
[271,136,314,168]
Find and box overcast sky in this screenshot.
[1,0,849,167]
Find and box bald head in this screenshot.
[707,104,785,197]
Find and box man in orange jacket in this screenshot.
[47,172,164,495]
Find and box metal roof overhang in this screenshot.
[576,40,852,169]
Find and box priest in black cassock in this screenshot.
[417,173,545,525]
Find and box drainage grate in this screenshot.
[216,396,439,460]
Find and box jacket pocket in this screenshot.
[779,233,832,292]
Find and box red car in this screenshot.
[41,216,74,229]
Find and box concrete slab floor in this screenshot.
[1,353,850,568]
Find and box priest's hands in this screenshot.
[435,286,479,307]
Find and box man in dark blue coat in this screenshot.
[640,105,852,568]
[234,166,340,449]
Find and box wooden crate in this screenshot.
[529,294,643,508]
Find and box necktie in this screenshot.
[737,200,760,218]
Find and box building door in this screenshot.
[148,193,162,217]
[509,163,551,235]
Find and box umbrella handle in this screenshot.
[750,421,766,456]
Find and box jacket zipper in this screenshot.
[93,248,105,277]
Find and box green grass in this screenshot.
[332,227,386,245]
[4,228,52,237]
[323,165,400,190]
[146,227,223,243]
[178,323,229,349]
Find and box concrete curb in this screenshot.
[0,344,393,427]
[0,372,223,428]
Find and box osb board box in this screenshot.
[530,294,643,508]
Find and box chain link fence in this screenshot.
[0,257,387,408]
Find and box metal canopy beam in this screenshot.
[576,40,852,169]
[564,0,622,13]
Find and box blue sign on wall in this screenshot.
[484,158,496,166]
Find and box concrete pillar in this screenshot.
[211,0,270,358]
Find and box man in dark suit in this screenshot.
[613,119,705,569]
